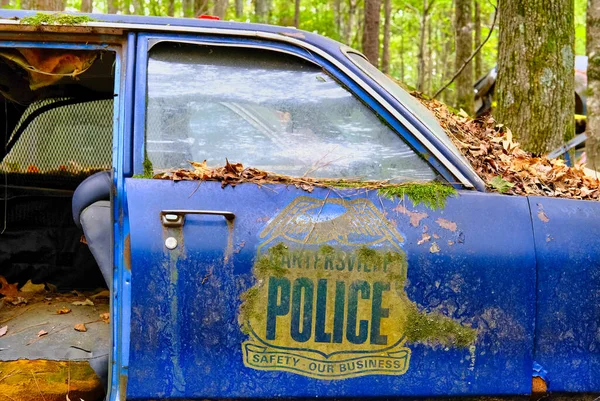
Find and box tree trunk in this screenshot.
[585,0,600,169]
[167,0,174,16]
[194,0,209,15]
[425,17,433,93]
[1,0,9,7]
[439,24,454,104]
[255,0,268,23]
[381,0,391,73]
[399,18,405,81]
[235,0,243,17]
[213,0,229,18]
[495,0,575,155]
[362,0,381,67]
[294,0,300,27]
[81,0,93,12]
[132,0,143,14]
[344,0,358,45]
[27,0,64,10]
[416,0,429,92]
[334,0,342,38]
[474,0,482,79]
[183,0,193,17]
[107,0,118,13]
[454,0,473,113]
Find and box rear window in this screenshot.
[1,98,113,187]
[145,43,436,183]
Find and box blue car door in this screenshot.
[123,34,537,399]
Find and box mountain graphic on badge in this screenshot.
[239,196,477,380]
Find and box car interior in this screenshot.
[0,47,114,398]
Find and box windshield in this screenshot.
[346,51,477,175]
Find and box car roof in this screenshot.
[0,9,344,50]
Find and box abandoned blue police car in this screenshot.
[0,9,599,401]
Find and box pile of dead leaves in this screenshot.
[414,92,600,200]
[154,159,405,192]
[154,159,317,191]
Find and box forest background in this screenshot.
[0,0,588,106]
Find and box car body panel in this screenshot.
[530,196,600,392]
[126,180,536,398]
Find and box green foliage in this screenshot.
[20,13,97,25]
[378,182,457,210]
[488,175,514,193]
[10,0,589,107]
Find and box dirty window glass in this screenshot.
[145,43,436,182]
[346,52,476,171]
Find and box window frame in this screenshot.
[133,33,459,186]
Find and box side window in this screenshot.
[2,98,113,187]
[145,42,436,182]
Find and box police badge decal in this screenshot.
[239,196,475,379]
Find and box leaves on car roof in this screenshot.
[415,93,600,200]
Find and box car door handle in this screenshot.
[160,209,235,227]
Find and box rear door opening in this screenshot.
[0,46,116,401]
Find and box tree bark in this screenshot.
[132,0,143,14]
[27,0,64,10]
[586,0,600,169]
[213,0,229,18]
[344,0,358,45]
[454,0,473,113]
[81,0,93,12]
[294,0,300,27]
[495,0,575,155]
[417,0,434,92]
[255,0,268,23]
[235,0,243,17]
[382,0,391,73]
[107,0,119,14]
[425,17,433,93]
[362,0,381,67]
[474,0,482,79]
[334,0,342,37]
[167,0,174,16]
[194,0,209,16]
[183,0,193,17]
[399,18,405,81]
[440,25,454,104]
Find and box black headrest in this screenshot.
[72,170,112,229]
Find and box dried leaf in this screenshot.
[72,299,94,306]
[429,242,441,253]
[74,323,87,332]
[56,308,72,314]
[0,325,7,337]
[410,91,600,201]
[0,275,18,297]
[8,296,27,305]
[37,329,48,337]
[20,280,45,293]
[100,312,110,324]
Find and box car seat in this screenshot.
[72,170,112,288]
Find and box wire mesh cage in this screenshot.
[1,97,113,188]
